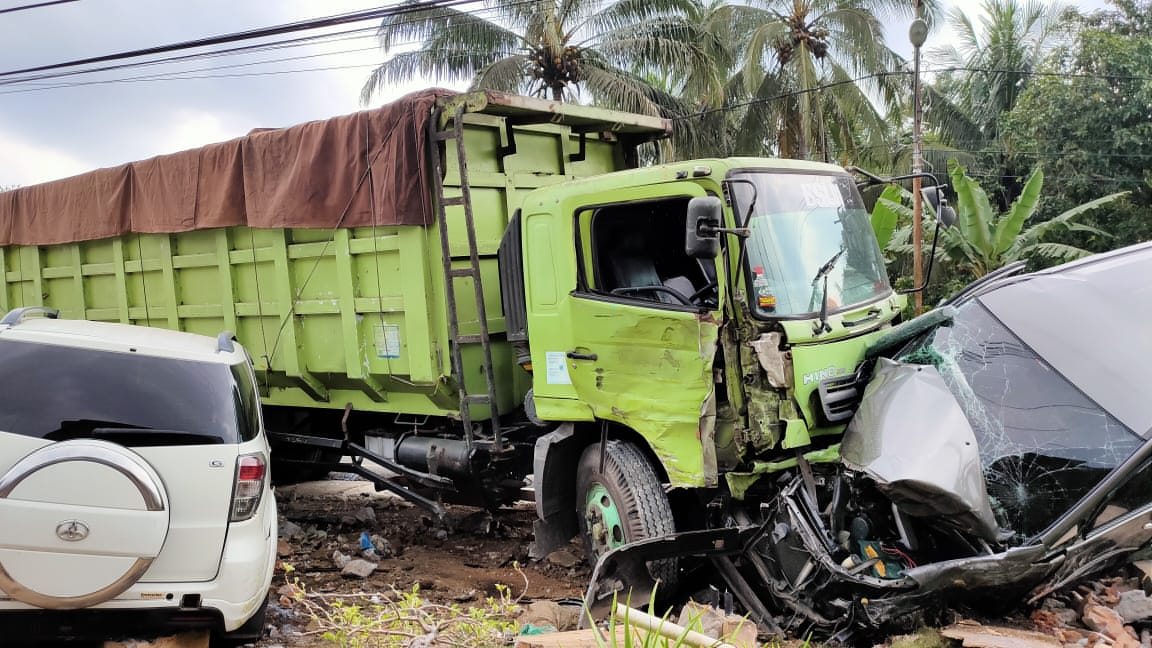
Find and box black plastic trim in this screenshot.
[497,210,528,345]
[1,606,228,642]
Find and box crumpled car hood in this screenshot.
[842,357,1002,542]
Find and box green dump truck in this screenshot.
[0,90,914,584]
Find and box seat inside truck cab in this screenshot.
[588,197,716,306]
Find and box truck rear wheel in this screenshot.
[576,440,677,588]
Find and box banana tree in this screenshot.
[876,162,1126,283]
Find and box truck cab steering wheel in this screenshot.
[610,286,693,305]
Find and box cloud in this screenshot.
[0,0,393,185]
[159,110,240,155]
[0,127,93,186]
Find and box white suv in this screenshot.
[0,308,276,644]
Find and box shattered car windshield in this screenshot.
[732,171,891,318]
[906,301,1143,539]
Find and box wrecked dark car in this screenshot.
[587,241,1152,638]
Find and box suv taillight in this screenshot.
[231,453,266,522]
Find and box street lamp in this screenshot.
[909,7,927,314]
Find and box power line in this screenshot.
[924,65,1152,83]
[0,0,487,79]
[0,0,78,15]
[0,62,388,95]
[0,0,537,88]
[0,25,383,86]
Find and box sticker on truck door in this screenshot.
[374,324,401,359]
[545,351,571,385]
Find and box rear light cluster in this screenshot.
[230,453,266,522]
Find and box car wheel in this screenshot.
[576,440,677,588]
[212,594,269,647]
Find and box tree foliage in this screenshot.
[925,0,1067,208]
[360,0,715,123]
[726,0,922,161]
[999,0,1152,249]
[882,162,1124,287]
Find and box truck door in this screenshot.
[556,186,723,487]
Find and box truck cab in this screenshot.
[507,158,905,564]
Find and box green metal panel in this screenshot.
[0,112,634,419]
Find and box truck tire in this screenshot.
[576,440,678,588]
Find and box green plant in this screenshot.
[584,586,754,648]
[291,566,527,648]
[879,161,1126,284]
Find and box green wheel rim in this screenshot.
[585,482,627,553]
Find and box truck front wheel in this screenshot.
[576,440,678,588]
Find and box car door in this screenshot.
[1031,447,1152,600]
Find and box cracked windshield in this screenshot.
[736,172,890,317]
[904,302,1143,540]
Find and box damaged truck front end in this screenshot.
[589,242,1152,639]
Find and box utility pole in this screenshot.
[909,1,927,314]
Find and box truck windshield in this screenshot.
[731,171,891,318]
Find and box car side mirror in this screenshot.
[686,196,722,259]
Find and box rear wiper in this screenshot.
[91,428,224,446]
[46,424,223,446]
[810,245,846,334]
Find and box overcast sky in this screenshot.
[0,0,1109,187]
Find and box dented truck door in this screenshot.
[557,184,724,488]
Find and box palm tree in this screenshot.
[926,0,1067,205]
[359,0,716,122]
[726,0,925,162]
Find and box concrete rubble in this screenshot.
[935,565,1152,648]
[340,558,379,579]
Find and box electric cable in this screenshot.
[0,0,489,79]
[0,0,79,15]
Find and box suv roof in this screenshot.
[0,312,245,365]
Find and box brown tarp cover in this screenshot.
[0,88,454,246]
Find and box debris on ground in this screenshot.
[545,548,580,569]
[262,479,1152,648]
[104,632,209,648]
[676,601,758,648]
[613,603,741,648]
[519,600,582,633]
[515,626,640,648]
[340,558,378,579]
[941,620,1062,648]
[928,566,1152,648]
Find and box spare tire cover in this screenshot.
[0,439,170,609]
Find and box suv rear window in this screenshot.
[0,339,254,445]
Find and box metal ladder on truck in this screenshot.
[269,103,505,524]
[427,102,505,457]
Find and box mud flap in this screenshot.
[580,526,754,623]
[531,424,582,559]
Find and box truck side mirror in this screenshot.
[938,204,957,228]
[922,185,957,228]
[686,196,722,259]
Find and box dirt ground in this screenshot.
[260,478,590,647]
[57,476,1149,648]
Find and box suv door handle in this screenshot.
[566,351,598,361]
